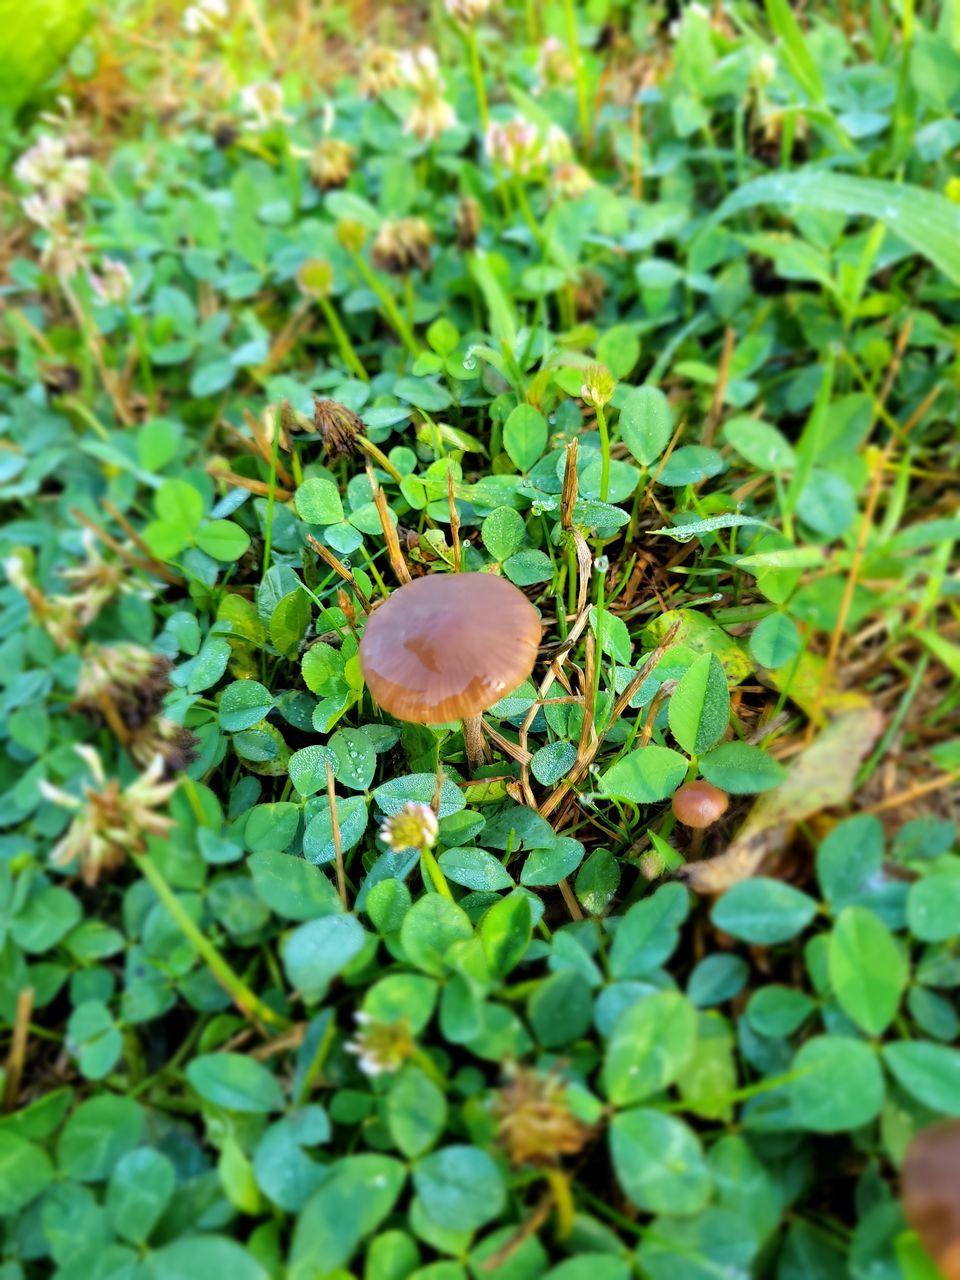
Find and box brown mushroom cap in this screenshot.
[902,1121,960,1280]
[358,573,542,724]
[671,780,730,829]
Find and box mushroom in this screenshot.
[671,780,729,829]
[358,573,541,772]
[902,1121,960,1280]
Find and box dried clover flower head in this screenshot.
[5,536,133,650]
[345,1013,415,1076]
[492,1066,593,1167]
[274,400,313,445]
[4,554,79,649]
[312,397,364,459]
[574,269,606,320]
[371,217,433,275]
[88,257,133,305]
[455,195,482,249]
[60,530,136,616]
[129,718,201,778]
[73,643,172,728]
[39,746,176,886]
[358,46,405,98]
[580,364,615,408]
[336,217,368,254]
[444,0,493,24]
[379,802,439,852]
[309,138,355,190]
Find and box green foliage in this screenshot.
[0,1,957,1276]
[0,0,92,109]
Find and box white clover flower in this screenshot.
[239,82,293,131]
[88,258,133,306]
[551,162,595,199]
[405,95,457,141]
[542,123,572,165]
[40,748,176,886]
[379,802,439,852]
[358,46,404,98]
[182,0,228,34]
[398,49,456,141]
[41,229,89,279]
[756,52,777,85]
[14,135,89,205]
[398,46,442,94]
[344,1012,414,1077]
[484,116,542,175]
[444,0,493,24]
[534,35,573,95]
[38,95,76,128]
[21,193,63,230]
[3,555,32,595]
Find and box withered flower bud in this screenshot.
[262,403,292,451]
[902,1121,960,1280]
[455,195,481,250]
[278,400,316,437]
[309,138,355,191]
[492,1066,593,1167]
[313,396,364,458]
[73,643,173,729]
[371,217,433,275]
[39,362,82,396]
[130,718,201,778]
[574,269,606,320]
[337,588,357,627]
[213,121,238,149]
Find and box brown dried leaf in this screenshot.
[682,707,884,894]
[760,650,871,719]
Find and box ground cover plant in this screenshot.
[1,0,959,1277]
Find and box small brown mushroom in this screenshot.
[358,573,541,771]
[902,1121,960,1280]
[671,780,730,829]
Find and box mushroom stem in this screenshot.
[462,714,486,773]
